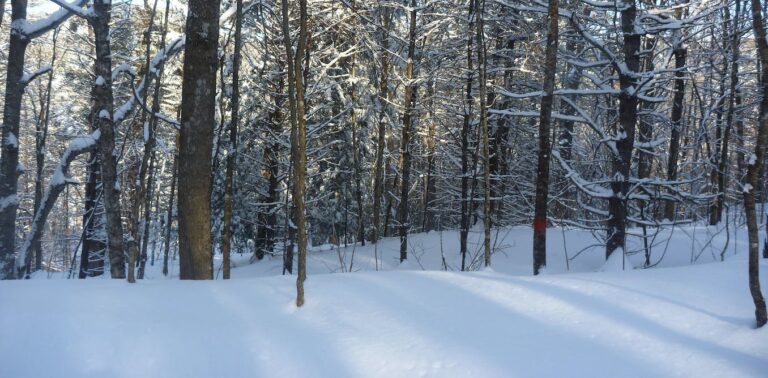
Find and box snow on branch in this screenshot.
[113,36,185,125]
[23,0,89,39]
[552,149,614,199]
[15,130,100,277]
[19,65,52,87]
[47,0,92,19]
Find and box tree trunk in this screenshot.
[663,7,688,221]
[256,64,285,261]
[398,0,418,263]
[91,0,126,279]
[606,0,641,260]
[31,29,59,274]
[221,0,244,280]
[80,156,105,278]
[422,78,436,232]
[460,0,475,271]
[178,0,220,280]
[163,151,178,277]
[711,1,741,226]
[281,0,309,306]
[746,0,768,328]
[16,132,100,277]
[371,6,392,244]
[533,0,559,274]
[0,1,30,279]
[476,0,491,267]
[0,0,85,278]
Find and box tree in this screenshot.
[746,0,768,328]
[177,0,221,280]
[221,0,244,280]
[281,0,309,305]
[532,0,559,275]
[398,0,418,263]
[0,0,87,279]
[371,4,392,244]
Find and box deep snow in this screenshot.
[1,225,767,377]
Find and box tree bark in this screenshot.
[0,1,30,279]
[31,28,59,274]
[460,0,475,271]
[663,6,688,221]
[371,6,392,244]
[221,0,244,280]
[178,0,220,280]
[533,0,559,274]
[281,0,309,305]
[476,0,491,268]
[606,0,641,260]
[91,0,126,279]
[398,0,418,263]
[747,0,768,328]
[256,64,284,261]
[163,150,177,277]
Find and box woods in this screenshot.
[0,0,767,328]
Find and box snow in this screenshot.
[68,129,100,151]
[20,64,52,84]
[0,195,18,212]
[599,248,633,271]
[22,0,88,39]
[2,225,767,377]
[4,132,18,148]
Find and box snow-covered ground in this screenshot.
[2,225,767,377]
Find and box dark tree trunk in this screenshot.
[398,0,418,263]
[91,0,126,279]
[460,0,475,271]
[221,0,244,280]
[664,7,688,221]
[371,6,392,244]
[476,0,491,267]
[80,157,106,278]
[422,78,436,232]
[31,29,59,274]
[163,151,178,277]
[256,65,284,261]
[178,0,221,280]
[606,0,641,260]
[533,0,559,275]
[0,1,30,279]
[711,1,741,226]
[747,0,768,328]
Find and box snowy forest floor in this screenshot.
[2,224,768,377]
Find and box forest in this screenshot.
[1,0,768,376]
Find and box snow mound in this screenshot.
[599,249,634,272]
[2,260,767,378]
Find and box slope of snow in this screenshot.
[2,256,767,377]
[222,223,752,280]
